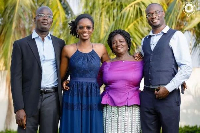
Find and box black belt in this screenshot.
[144,86,159,92]
[40,87,58,94]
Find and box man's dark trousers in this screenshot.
[140,88,180,133]
[17,92,59,133]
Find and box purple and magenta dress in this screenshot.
[98,60,143,133]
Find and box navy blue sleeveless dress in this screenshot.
[59,49,103,133]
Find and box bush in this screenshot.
[179,125,200,133]
[0,130,16,133]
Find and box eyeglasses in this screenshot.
[77,26,93,30]
[37,14,53,19]
[146,10,163,18]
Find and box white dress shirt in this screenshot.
[141,26,192,92]
[32,30,58,88]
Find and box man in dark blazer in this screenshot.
[11,6,65,133]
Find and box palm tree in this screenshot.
[0,0,199,130]
[0,1,36,129]
[80,0,200,55]
[81,0,157,55]
[164,0,200,45]
[0,0,74,130]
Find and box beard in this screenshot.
[151,23,162,29]
[149,19,165,29]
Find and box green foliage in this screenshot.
[1,0,199,69]
[0,0,75,71]
[0,0,36,70]
[80,0,200,56]
[0,0,199,129]
[179,125,200,133]
[0,130,17,133]
[81,0,158,55]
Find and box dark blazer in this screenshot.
[11,34,65,117]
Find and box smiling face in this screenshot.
[34,7,53,33]
[146,4,165,29]
[76,18,94,40]
[112,34,129,56]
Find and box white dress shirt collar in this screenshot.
[32,30,51,39]
[149,25,170,36]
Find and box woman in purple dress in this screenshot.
[98,29,143,133]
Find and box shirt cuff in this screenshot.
[165,83,176,92]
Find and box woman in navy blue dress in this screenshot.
[59,14,110,133]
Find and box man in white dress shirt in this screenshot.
[140,3,192,133]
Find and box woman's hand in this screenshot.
[63,80,70,91]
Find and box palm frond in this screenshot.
[184,14,200,31]
[80,0,159,55]
[0,0,35,70]
[100,0,158,54]
[165,0,183,29]
[0,0,5,14]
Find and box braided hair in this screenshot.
[107,29,132,52]
[69,14,94,38]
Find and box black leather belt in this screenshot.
[144,86,159,92]
[40,87,58,94]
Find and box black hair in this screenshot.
[107,29,132,52]
[69,14,94,38]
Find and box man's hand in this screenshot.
[63,80,70,91]
[155,86,169,99]
[181,81,187,94]
[182,81,187,91]
[133,52,143,60]
[16,109,26,129]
